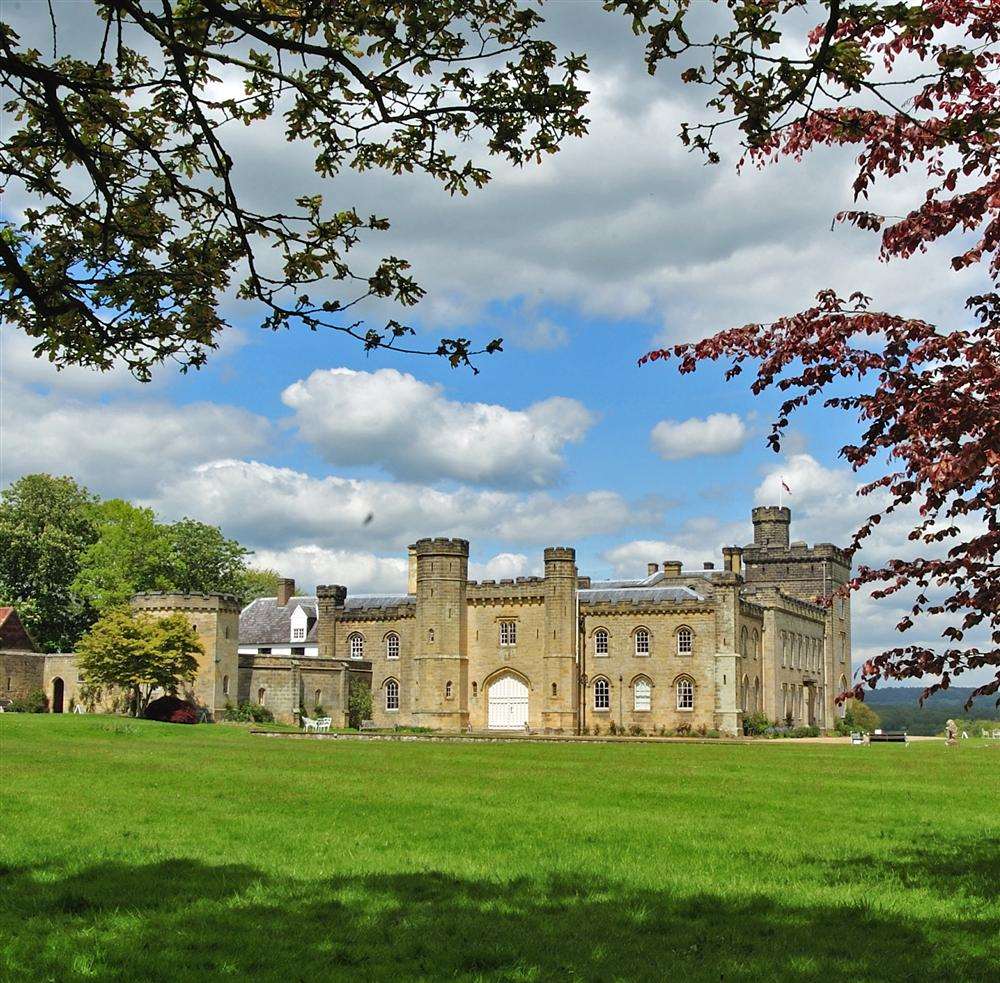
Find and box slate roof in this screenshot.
[239,596,318,645]
[578,586,705,604]
[239,593,415,646]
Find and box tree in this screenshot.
[1,1,588,379]
[162,518,250,596]
[232,567,283,607]
[622,0,1000,706]
[0,474,97,650]
[72,499,172,611]
[348,676,373,729]
[76,608,201,716]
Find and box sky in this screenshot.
[0,2,988,683]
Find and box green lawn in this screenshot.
[1,716,997,982]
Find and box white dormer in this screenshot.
[290,604,308,643]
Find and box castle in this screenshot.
[0,506,853,734]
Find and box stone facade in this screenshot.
[352,507,851,736]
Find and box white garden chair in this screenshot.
[983,729,990,739]
[301,716,318,732]
[993,729,1000,740]
[316,717,332,732]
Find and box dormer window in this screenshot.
[292,626,306,642]
[290,605,309,644]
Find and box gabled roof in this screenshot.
[240,596,318,645]
[0,607,36,651]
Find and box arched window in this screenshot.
[594,677,610,710]
[677,626,693,655]
[740,626,749,658]
[781,632,787,667]
[222,675,229,696]
[258,687,266,706]
[594,628,609,656]
[753,676,761,713]
[314,688,322,705]
[385,678,399,711]
[386,632,400,659]
[349,633,364,659]
[741,674,749,713]
[634,627,650,656]
[551,682,558,697]
[752,630,760,660]
[428,627,435,643]
[445,680,453,699]
[676,677,694,711]
[634,677,651,712]
[472,681,478,698]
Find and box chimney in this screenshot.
[703,562,715,570]
[647,562,659,576]
[407,545,417,594]
[276,578,295,606]
[722,547,743,576]
[662,560,683,577]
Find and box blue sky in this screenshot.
[1,2,986,681]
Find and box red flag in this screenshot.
[781,479,791,495]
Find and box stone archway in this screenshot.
[51,677,64,714]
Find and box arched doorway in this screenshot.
[51,677,64,714]
[487,673,528,730]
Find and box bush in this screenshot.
[676,722,692,736]
[705,729,721,739]
[628,724,646,736]
[348,677,372,730]
[835,701,882,735]
[222,700,273,723]
[9,689,49,713]
[313,704,325,717]
[743,711,770,736]
[144,695,198,724]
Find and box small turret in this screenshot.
[751,506,791,548]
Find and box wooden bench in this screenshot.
[359,719,379,732]
[868,730,907,744]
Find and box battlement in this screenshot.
[413,537,470,557]
[130,591,240,612]
[751,505,791,547]
[543,546,576,563]
[316,584,347,605]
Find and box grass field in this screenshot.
[1,716,997,982]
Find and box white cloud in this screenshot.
[469,553,536,581]
[650,413,749,461]
[145,459,664,552]
[282,367,595,488]
[509,319,570,351]
[1,385,270,497]
[250,545,409,594]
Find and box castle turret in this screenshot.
[315,584,347,660]
[130,592,240,720]
[413,538,469,730]
[751,506,791,548]
[543,547,577,732]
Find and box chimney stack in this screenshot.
[703,562,715,570]
[722,547,743,576]
[647,562,659,576]
[276,578,295,606]
[407,545,418,594]
[662,560,683,577]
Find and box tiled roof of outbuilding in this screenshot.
[239,596,318,645]
[345,594,414,610]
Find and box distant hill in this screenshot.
[864,687,1000,735]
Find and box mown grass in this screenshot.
[1,715,997,982]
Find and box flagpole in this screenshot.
[778,475,783,509]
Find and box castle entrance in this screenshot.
[487,673,528,730]
[51,677,64,713]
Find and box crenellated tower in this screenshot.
[413,537,469,730]
[542,546,578,731]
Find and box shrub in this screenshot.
[743,711,770,736]
[348,677,372,730]
[222,700,273,723]
[676,722,692,736]
[9,689,49,713]
[628,724,646,736]
[144,695,198,724]
[705,729,721,739]
[313,704,325,717]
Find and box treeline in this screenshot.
[0,474,279,652]
[865,687,1000,736]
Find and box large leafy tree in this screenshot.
[72,499,173,611]
[161,517,251,596]
[0,1,588,378]
[618,0,1000,704]
[0,474,97,651]
[76,608,201,716]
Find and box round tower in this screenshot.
[751,506,791,548]
[543,547,577,732]
[413,538,469,729]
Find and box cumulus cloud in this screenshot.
[250,545,409,594]
[1,385,270,498]
[650,413,749,461]
[145,459,664,552]
[282,367,594,488]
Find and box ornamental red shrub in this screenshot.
[144,695,198,725]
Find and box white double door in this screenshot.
[487,673,529,730]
